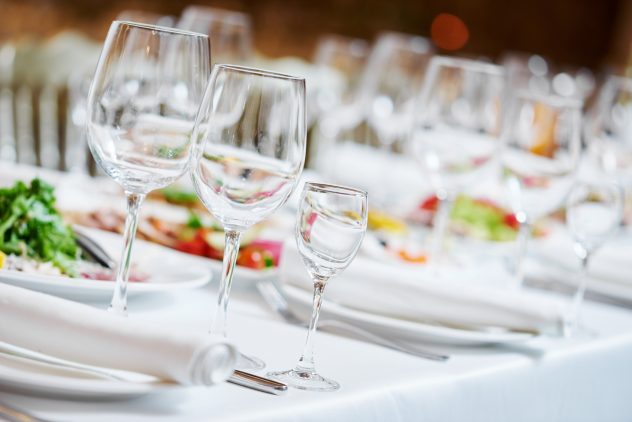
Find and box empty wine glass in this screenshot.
[410,56,507,263]
[585,75,632,186]
[564,180,623,334]
[178,6,252,65]
[86,21,210,314]
[500,91,582,286]
[361,32,433,150]
[268,182,368,392]
[190,65,306,369]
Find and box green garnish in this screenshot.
[451,196,518,242]
[161,186,199,205]
[0,179,78,275]
[186,211,204,229]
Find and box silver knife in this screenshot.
[228,370,288,395]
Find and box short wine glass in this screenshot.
[190,65,306,369]
[268,182,368,392]
[86,21,210,314]
[410,56,507,263]
[500,91,582,286]
[564,180,624,335]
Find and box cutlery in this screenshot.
[0,343,287,395]
[0,400,54,422]
[256,281,449,362]
[74,227,116,270]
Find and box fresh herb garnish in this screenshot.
[0,179,78,275]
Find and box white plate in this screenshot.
[0,228,212,301]
[283,285,535,346]
[0,351,170,400]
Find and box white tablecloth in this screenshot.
[2,280,632,422]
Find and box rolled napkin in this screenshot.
[280,240,566,335]
[0,283,236,385]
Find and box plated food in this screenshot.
[0,179,147,281]
[65,185,285,272]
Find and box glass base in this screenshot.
[236,353,266,370]
[267,368,340,392]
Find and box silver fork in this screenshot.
[256,281,449,362]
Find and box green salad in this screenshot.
[0,179,79,275]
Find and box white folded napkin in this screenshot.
[280,240,566,335]
[0,283,236,385]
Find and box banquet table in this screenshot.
[2,279,632,422]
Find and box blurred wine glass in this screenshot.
[268,182,367,391]
[86,21,210,314]
[309,35,369,126]
[360,32,433,150]
[410,56,507,263]
[564,180,623,335]
[178,6,252,65]
[585,75,632,188]
[500,91,582,286]
[190,64,306,369]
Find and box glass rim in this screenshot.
[113,20,209,39]
[304,182,367,198]
[430,55,505,76]
[214,64,304,81]
[514,89,583,109]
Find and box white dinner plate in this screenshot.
[0,351,171,400]
[282,285,535,346]
[0,228,212,301]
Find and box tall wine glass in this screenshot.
[585,75,632,187]
[500,91,582,286]
[178,6,252,65]
[410,56,507,263]
[268,182,368,392]
[564,180,623,335]
[361,32,433,150]
[86,21,210,314]
[190,65,306,369]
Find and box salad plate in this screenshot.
[0,227,213,301]
[282,285,535,346]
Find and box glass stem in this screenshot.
[211,229,242,338]
[566,252,591,333]
[430,193,454,264]
[295,278,328,374]
[513,219,530,288]
[108,192,145,315]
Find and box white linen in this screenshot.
[280,240,567,334]
[0,283,236,386]
[530,225,632,287]
[4,282,632,422]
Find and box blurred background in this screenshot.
[0,0,632,175]
[1,0,630,66]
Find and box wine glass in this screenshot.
[268,182,368,392]
[361,32,433,150]
[86,21,210,314]
[500,91,582,286]
[586,75,632,186]
[178,6,252,65]
[190,65,306,369]
[410,56,507,263]
[310,35,369,125]
[564,180,623,334]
